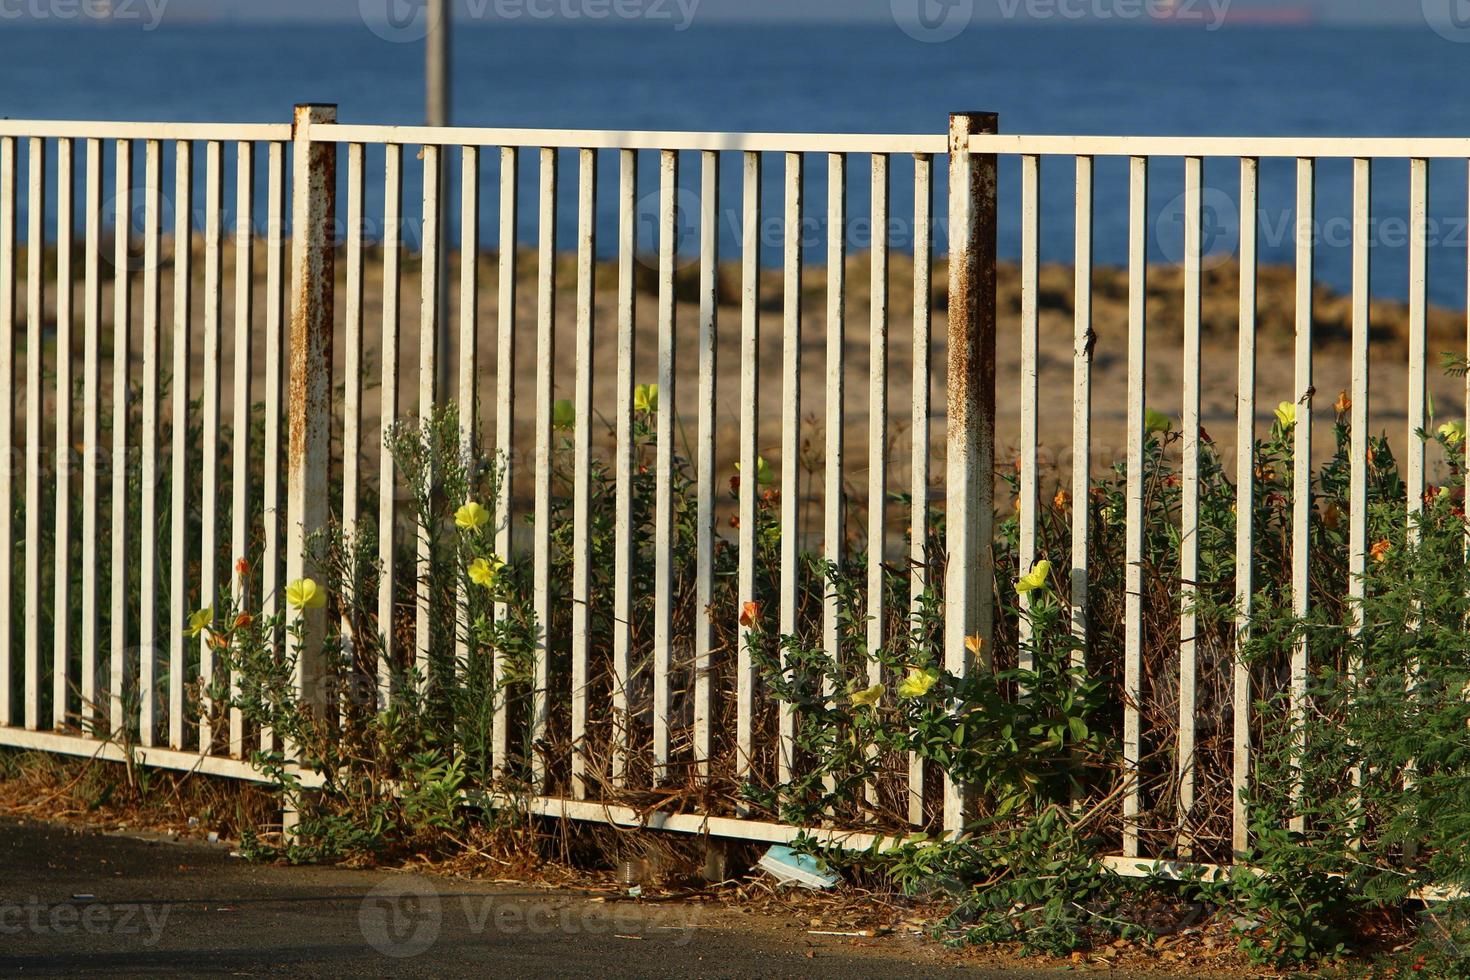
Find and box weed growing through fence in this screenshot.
[13,341,1470,968]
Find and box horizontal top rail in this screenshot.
[325,124,949,155]
[7,121,1468,159]
[0,120,293,141]
[968,133,1470,159]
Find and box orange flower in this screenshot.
[1334,390,1351,416]
[1053,490,1071,511]
[964,634,984,657]
[235,557,250,578]
[234,613,253,629]
[1370,539,1391,564]
[740,602,760,629]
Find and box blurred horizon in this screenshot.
[0,0,1441,27]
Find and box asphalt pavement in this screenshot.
[0,816,1070,978]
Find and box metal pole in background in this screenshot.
[427,0,452,399]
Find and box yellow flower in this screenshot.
[634,383,659,414]
[455,501,490,531]
[735,456,774,487]
[897,668,940,700]
[286,578,326,610]
[1016,559,1052,594]
[1438,420,1466,446]
[850,683,885,709]
[185,607,213,639]
[468,555,505,589]
[964,634,984,658]
[1144,409,1171,435]
[1275,401,1297,430]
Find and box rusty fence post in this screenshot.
[286,104,338,733]
[943,111,998,835]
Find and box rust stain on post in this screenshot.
[287,104,337,720]
[943,111,998,834]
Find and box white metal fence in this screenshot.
[0,109,1465,865]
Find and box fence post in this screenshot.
[286,104,337,726]
[943,111,998,835]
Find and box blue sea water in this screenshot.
[3,21,1470,305]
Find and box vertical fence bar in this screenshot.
[1404,158,1429,836]
[1407,159,1428,543]
[1346,157,1371,826]
[108,138,131,734]
[694,148,719,778]
[1017,154,1040,667]
[1178,156,1203,849]
[455,145,479,689]
[868,153,890,688]
[0,136,13,728]
[1233,156,1259,857]
[653,148,678,785]
[531,146,557,788]
[1289,157,1315,834]
[24,136,45,731]
[80,138,103,729]
[230,141,255,757]
[198,140,224,752]
[736,150,761,784]
[285,103,337,733]
[571,146,596,797]
[778,151,803,785]
[52,139,75,728]
[416,144,441,696]
[940,113,999,834]
[168,138,193,750]
[339,143,363,710]
[824,152,846,727]
[866,152,890,809]
[944,112,998,833]
[1071,155,1094,665]
[376,144,403,711]
[139,139,161,752]
[493,145,518,778]
[1123,155,1149,858]
[908,151,933,826]
[611,148,634,786]
[337,141,365,719]
[260,141,286,751]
